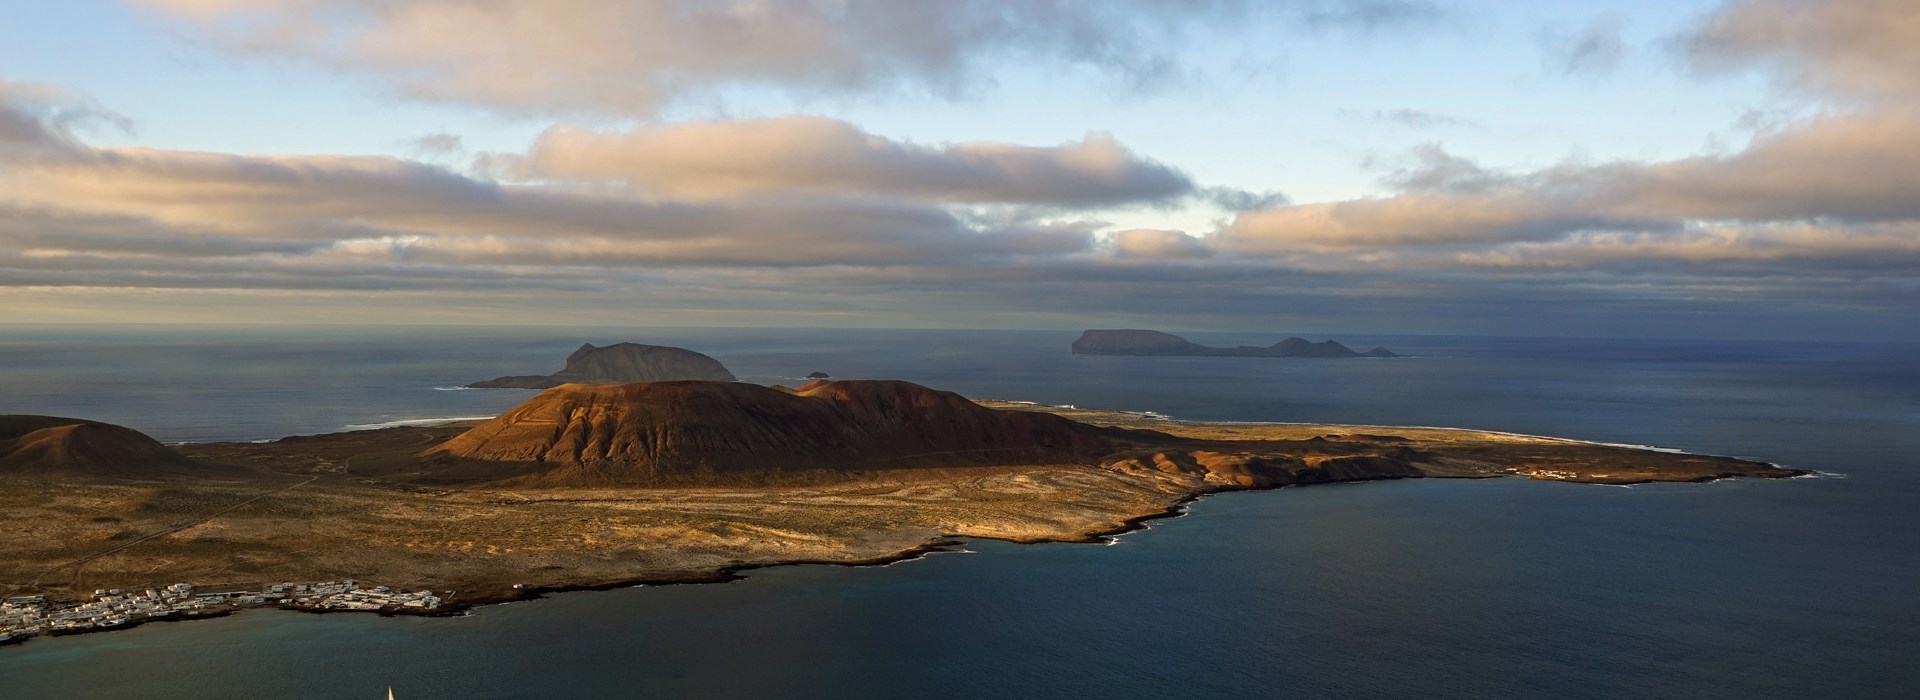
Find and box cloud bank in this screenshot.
[1,88,1119,294]
[2,0,1916,338]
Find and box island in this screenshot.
[0,380,1802,646]
[1072,329,1398,358]
[466,342,736,389]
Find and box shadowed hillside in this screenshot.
[0,416,222,480]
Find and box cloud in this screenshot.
[131,0,1459,117]
[3,152,1097,267]
[1110,228,1213,259]
[1686,0,1920,103]
[5,46,1917,338]
[1354,108,1481,130]
[1299,0,1444,30]
[1376,143,1515,193]
[506,117,1194,206]
[1544,14,1626,78]
[1450,223,1920,270]
[1225,191,1632,250]
[0,89,1101,274]
[1225,110,1920,251]
[0,79,130,157]
[406,132,465,159]
[1203,187,1291,212]
[132,0,1254,116]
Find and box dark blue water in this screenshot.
[1,327,1916,698]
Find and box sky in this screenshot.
[0,0,1916,339]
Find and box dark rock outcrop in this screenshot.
[806,372,831,379]
[1072,330,1398,358]
[468,343,736,389]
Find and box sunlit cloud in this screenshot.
[1,0,1917,337]
[1221,110,1920,270]
[505,117,1193,206]
[1687,0,1920,104]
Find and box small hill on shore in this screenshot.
[424,380,1145,486]
[1072,330,1398,358]
[0,416,216,480]
[468,342,737,389]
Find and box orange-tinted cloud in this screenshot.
[1688,0,1920,104]
[1222,110,1920,252]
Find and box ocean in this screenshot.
[1,326,1916,698]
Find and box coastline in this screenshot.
[394,443,1814,618]
[3,488,1219,647]
[2,405,1809,649]
[2,462,1801,650]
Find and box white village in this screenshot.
[2,581,446,645]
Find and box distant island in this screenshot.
[0,379,1802,646]
[1072,329,1399,358]
[467,342,735,389]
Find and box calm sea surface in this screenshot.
[1,327,1916,698]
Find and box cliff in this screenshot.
[0,416,217,480]
[1072,330,1398,358]
[424,380,1146,486]
[468,342,736,389]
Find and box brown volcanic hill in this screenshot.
[468,342,737,389]
[423,380,1149,486]
[0,416,216,479]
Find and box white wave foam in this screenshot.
[342,416,495,431]
[431,386,479,391]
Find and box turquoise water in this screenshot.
[1,328,1916,698]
